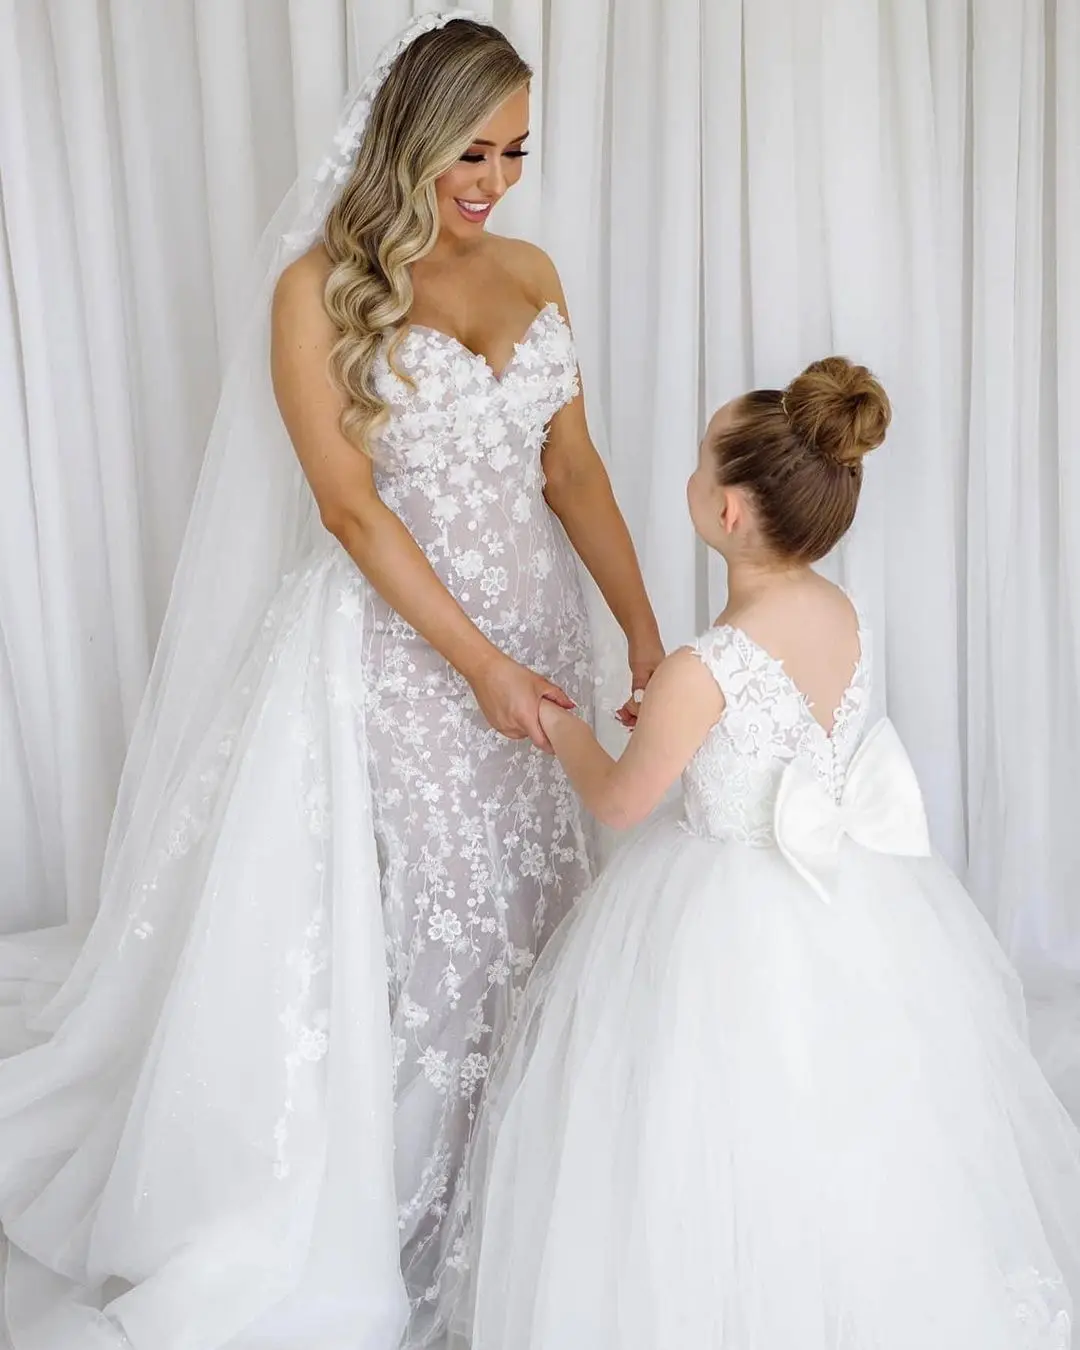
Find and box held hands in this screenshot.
[538,694,574,744]
[468,635,664,749]
[469,652,575,752]
[615,636,666,729]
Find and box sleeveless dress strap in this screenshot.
[687,628,737,700]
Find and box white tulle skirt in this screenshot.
[450,809,1080,1350]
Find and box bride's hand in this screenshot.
[615,638,666,730]
[469,654,575,751]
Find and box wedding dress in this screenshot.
[446,607,1080,1350]
[0,12,608,1350]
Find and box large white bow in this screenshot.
[773,718,931,903]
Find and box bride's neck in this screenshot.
[425,231,488,265]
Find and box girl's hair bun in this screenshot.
[783,356,891,467]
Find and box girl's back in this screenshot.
[718,573,862,738]
[683,577,871,846]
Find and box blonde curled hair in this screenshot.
[323,19,531,452]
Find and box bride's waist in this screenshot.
[289,531,588,654]
[364,591,588,668]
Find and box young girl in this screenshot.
[446,358,1080,1349]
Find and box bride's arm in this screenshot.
[538,651,724,830]
[271,250,574,749]
[509,244,664,721]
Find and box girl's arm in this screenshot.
[539,650,725,830]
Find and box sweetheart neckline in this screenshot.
[404,300,564,384]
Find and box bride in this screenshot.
[0,12,661,1350]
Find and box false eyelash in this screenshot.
[459,150,530,163]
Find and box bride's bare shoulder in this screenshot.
[486,234,563,301]
[275,243,334,307]
[272,244,337,349]
[272,244,337,336]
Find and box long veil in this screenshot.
[0,9,478,1038]
[0,13,485,1350]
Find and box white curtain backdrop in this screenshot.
[2,0,1078,1086]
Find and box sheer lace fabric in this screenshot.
[683,616,870,844]
[365,304,593,1305]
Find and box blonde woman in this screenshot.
[0,12,660,1350]
[273,9,662,1331]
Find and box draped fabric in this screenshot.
[1,0,1078,1080]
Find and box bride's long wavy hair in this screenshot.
[323,19,531,452]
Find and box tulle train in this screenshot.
[0,547,407,1350]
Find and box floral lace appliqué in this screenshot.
[682,611,870,845]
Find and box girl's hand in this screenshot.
[539,695,575,745]
[615,637,666,729]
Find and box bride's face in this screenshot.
[435,85,531,241]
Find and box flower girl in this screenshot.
[448,357,1080,1350]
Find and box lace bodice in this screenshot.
[369,302,587,667]
[683,613,871,845]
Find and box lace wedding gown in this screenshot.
[447,611,1080,1350]
[0,302,593,1350]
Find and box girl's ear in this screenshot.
[718,486,743,535]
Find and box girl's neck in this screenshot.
[722,558,813,613]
